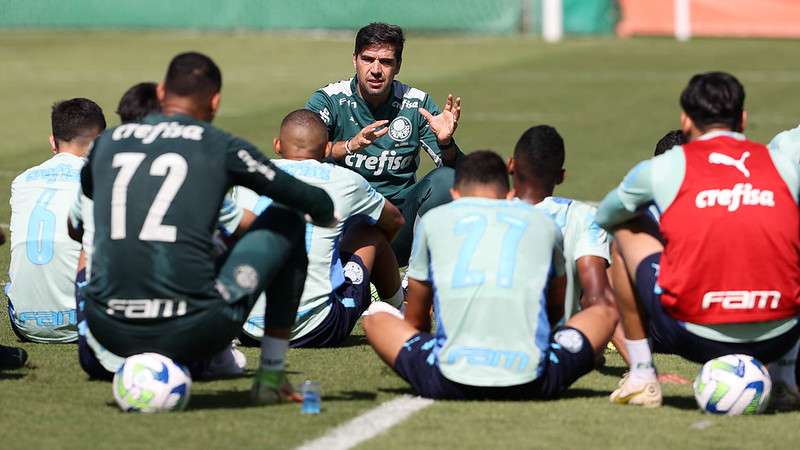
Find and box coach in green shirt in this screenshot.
[305,22,463,265]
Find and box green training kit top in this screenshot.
[305,77,462,200]
[81,113,334,323]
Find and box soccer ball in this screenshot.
[113,353,192,413]
[693,354,771,415]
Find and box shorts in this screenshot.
[635,253,800,364]
[290,253,371,348]
[393,327,595,400]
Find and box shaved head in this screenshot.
[276,109,329,160]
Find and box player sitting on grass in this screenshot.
[7,98,106,343]
[79,52,337,404]
[507,126,619,350]
[305,22,463,266]
[236,109,405,347]
[69,81,253,380]
[597,72,800,410]
[364,150,617,400]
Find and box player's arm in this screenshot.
[546,227,568,326]
[547,274,567,327]
[418,94,463,166]
[574,208,614,309]
[595,160,655,230]
[227,141,336,226]
[404,219,433,332]
[217,194,256,238]
[305,91,388,162]
[576,256,614,309]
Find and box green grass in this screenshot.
[2,31,800,449]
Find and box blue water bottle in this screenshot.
[301,380,321,414]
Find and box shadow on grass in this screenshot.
[0,371,27,380]
[560,388,612,400]
[663,395,700,410]
[322,390,376,401]
[378,386,415,396]
[597,365,627,378]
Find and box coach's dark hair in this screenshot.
[454,150,510,192]
[680,72,745,132]
[354,23,405,64]
[51,98,106,143]
[654,129,687,156]
[117,82,160,123]
[513,125,565,188]
[164,52,222,98]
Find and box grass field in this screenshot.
[2,31,800,449]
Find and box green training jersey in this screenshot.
[305,77,461,201]
[81,113,334,325]
[407,198,565,387]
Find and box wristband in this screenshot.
[344,138,355,155]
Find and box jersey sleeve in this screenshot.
[595,160,655,230]
[225,138,335,225]
[407,219,431,282]
[769,127,800,165]
[343,173,386,222]
[216,194,244,236]
[305,91,337,138]
[80,152,94,199]
[572,205,610,263]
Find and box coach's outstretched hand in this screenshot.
[419,94,461,146]
[348,120,389,153]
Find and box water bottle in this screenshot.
[301,380,321,414]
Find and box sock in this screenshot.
[260,335,289,371]
[769,340,799,389]
[382,286,405,309]
[625,338,656,381]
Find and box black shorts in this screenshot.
[635,253,800,364]
[393,327,595,400]
[290,253,371,348]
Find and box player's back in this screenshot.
[8,153,84,342]
[236,159,385,339]
[85,114,235,308]
[534,196,609,319]
[414,197,562,387]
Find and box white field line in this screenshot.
[296,395,434,450]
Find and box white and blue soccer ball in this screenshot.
[693,354,771,415]
[113,353,192,413]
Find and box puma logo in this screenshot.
[708,151,750,178]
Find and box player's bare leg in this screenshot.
[363,311,418,367]
[609,221,665,407]
[565,304,617,356]
[341,221,404,308]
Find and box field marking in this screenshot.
[296,395,434,450]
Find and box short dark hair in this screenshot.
[51,98,106,143]
[281,109,328,139]
[512,125,565,187]
[680,71,745,132]
[654,129,687,156]
[454,150,510,192]
[117,82,159,123]
[164,52,222,98]
[354,23,405,64]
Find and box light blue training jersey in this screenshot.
[534,197,609,320]
[407,197,565,387]
[7,153,83,343]
[235,159,385,340]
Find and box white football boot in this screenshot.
[610,372,663,407]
